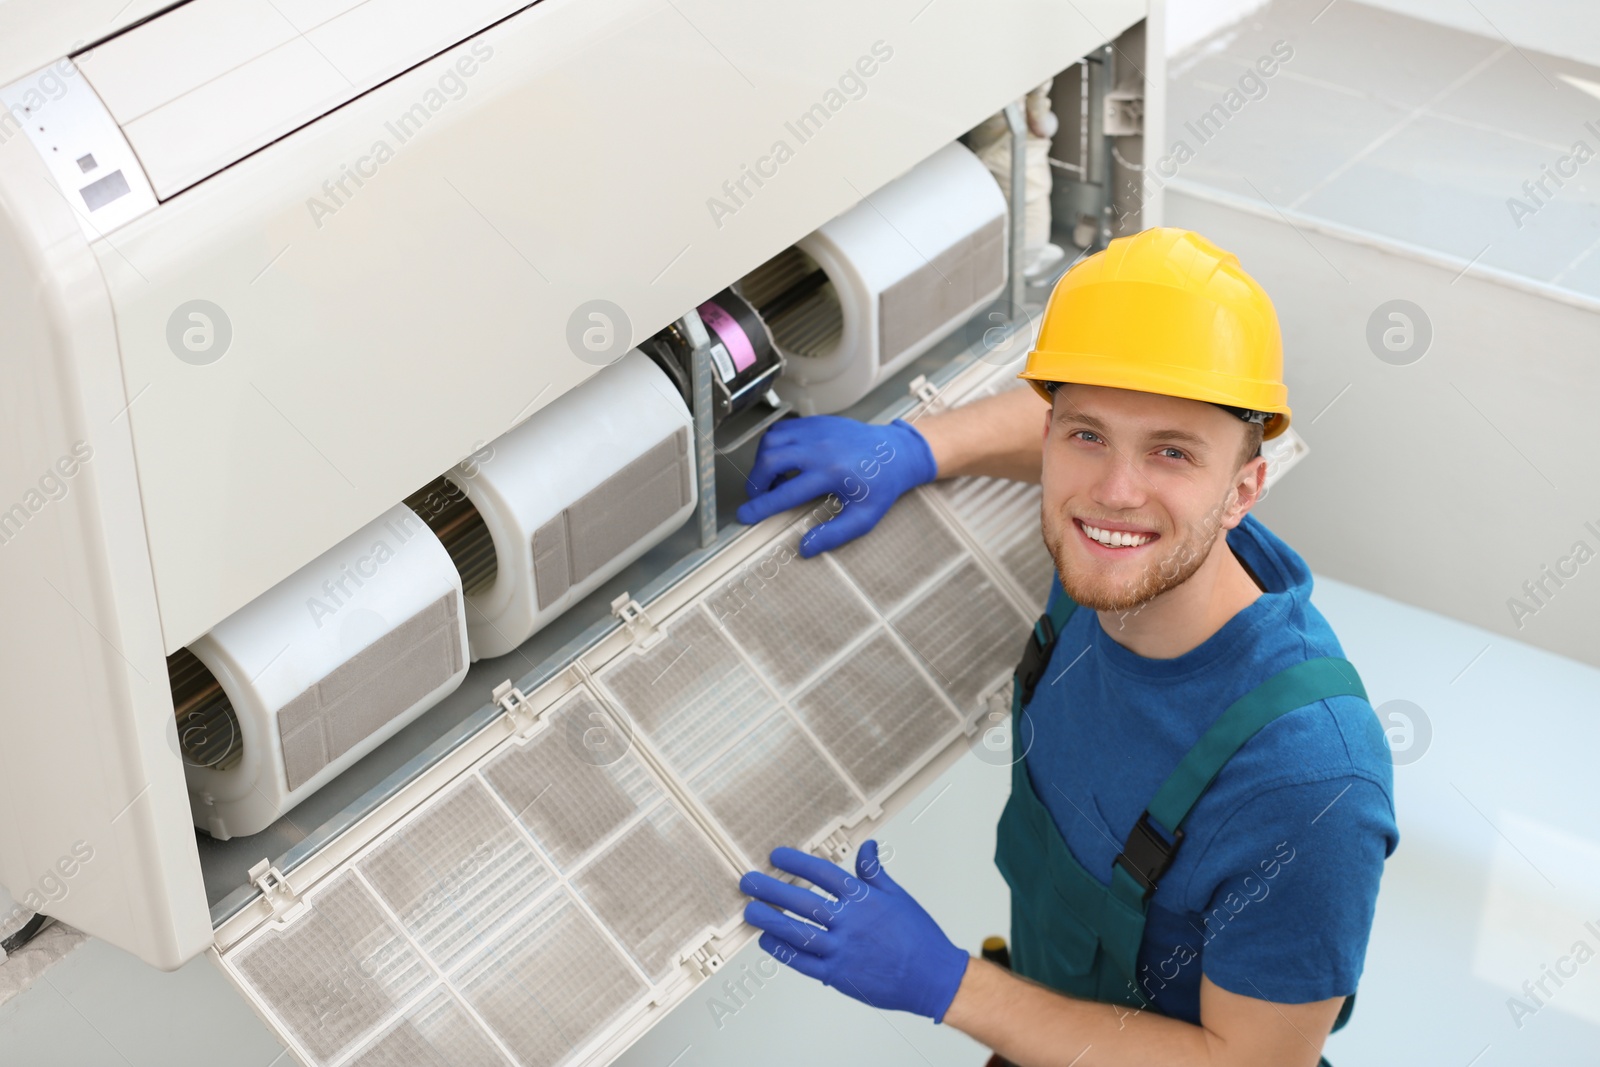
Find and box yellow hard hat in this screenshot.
[1019,227,1291,439]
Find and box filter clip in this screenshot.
[247,860,305,923]
[905,374,946,420]
[818,828,854,863]
[491,681,540,737]
[610,594,665,650]
[684,941,725,979]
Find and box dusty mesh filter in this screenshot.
[790,630,961,796]
[828,490,967,615]
[455,889,645,1067]
[231,871,432,1066]
[483,693,742,980]
[358,778,553,971]
[480,693,665,873]
[939,476,1054,599]
[571,802,745,981]
[687,711,860,872]
[348,989,509,1067]
[405,476,498,597]
[707,528,876,693]
[737,245,843,360]
[891,557,1028,713]
[597,609,776,777]
[165,645,242,771]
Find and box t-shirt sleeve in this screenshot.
[1186,774,1398,1004]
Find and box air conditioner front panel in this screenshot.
[75,0,1133,654]
[75,0,536,198]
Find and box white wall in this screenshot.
[1166,0,1600,67]
[1169,181,1600,671]
[1165,0,1271,56]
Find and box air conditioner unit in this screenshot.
[0,0,1148,996]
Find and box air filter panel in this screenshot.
[828,490,967,615]
[358,779,553,971]
[707,529,876,694]
[687,711,860,873]
[939,475,1054,600]
[891,557,1026,714]
[597,610,776,777]
[214,349,1064,1067]
[571,803,747,980]
[481,694,665,873]
[348,990,511,1067]
[230,872,432,1066]
[455,890,646,1067]
[790,630,961,796]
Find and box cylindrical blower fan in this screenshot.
[739,140,1008,415]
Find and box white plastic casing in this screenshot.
[0,0,1146,971]
[775,141,1009,414]
[455,351,696,661]
[184,505,469,840]
[0,60,158,238]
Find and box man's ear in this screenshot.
[1223,455,1267,528]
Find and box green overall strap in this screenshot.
[1109,657,1368,899]
[1097,656,1369,1005]
[1013,580,1078,709]
[1147,657,1367,838]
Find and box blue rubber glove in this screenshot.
[739,841,971,1022]
[735,416,937,558]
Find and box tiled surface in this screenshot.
[0,921,88,1007]
[1166,0,1600,298]
[0,937,287,1067]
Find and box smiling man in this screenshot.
[734,228,1398,1067]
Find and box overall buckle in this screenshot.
[1014,614,1057,706]
[1115,812,1185,895]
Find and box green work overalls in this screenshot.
[993,583,1364,1062]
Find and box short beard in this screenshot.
[1043,497,1231,614]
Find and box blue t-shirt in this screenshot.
[1023,513,1398,1023]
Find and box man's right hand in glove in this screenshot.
[735,387,1049,556]
[736,416,937,558]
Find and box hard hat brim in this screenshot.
[1019,367,1292,440]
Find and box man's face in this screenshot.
[1040,383,1260,613]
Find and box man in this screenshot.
[734,228,1398,1067]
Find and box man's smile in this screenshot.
[1074,517,1160,554]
